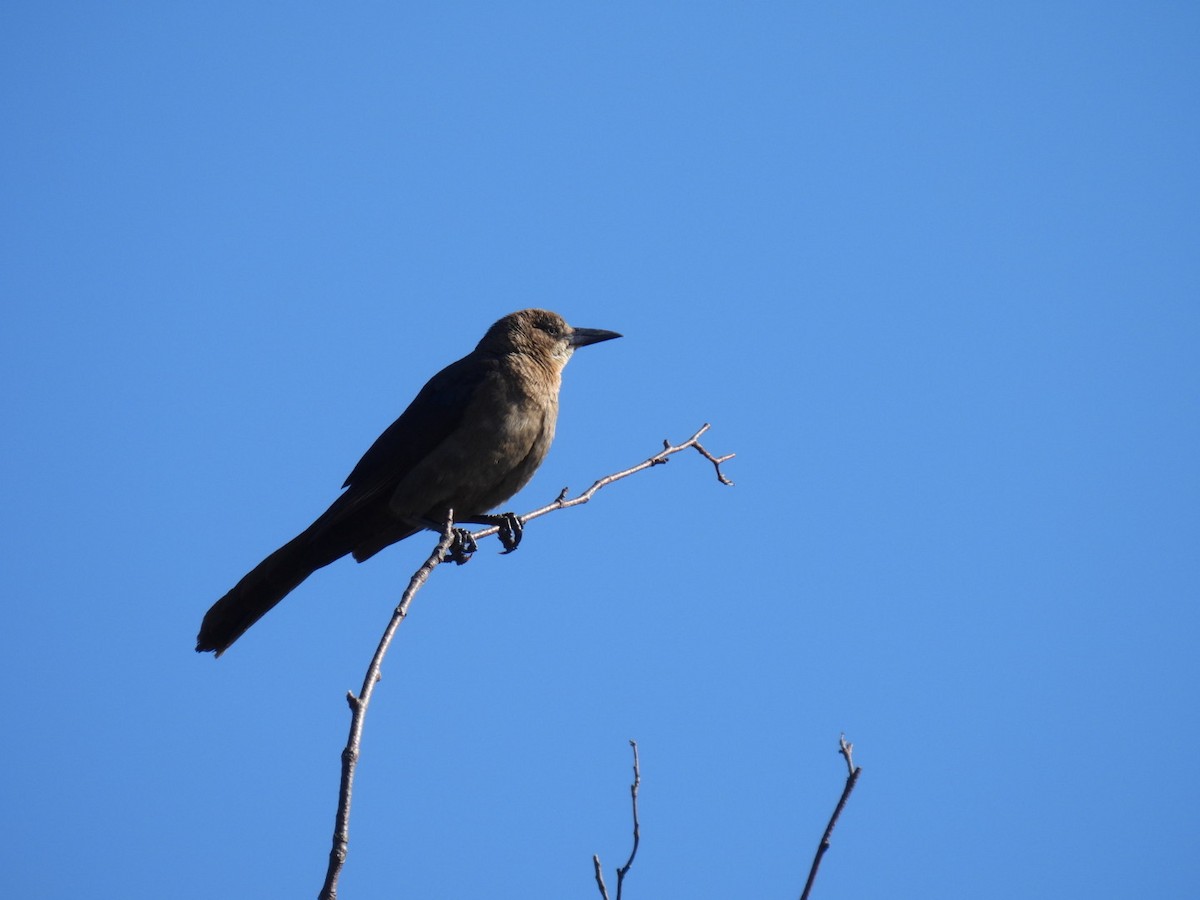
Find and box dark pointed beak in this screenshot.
[569,327,622,348]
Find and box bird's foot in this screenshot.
[496,512,524,554]
[446,528,478,565]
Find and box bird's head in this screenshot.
[479,309,622,365]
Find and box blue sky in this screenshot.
[2,4,1197,897]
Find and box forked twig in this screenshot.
[593,740,642,900]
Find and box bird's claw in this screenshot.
[497,512,524,554]
[446,528,478,565]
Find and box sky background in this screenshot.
[2,4,1197,898]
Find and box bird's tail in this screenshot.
[196,528,340,656]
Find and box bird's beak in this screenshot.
[569,327,622,348]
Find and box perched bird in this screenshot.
[197,309,621,656]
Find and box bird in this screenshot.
[196,308,621,656]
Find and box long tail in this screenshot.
[196,527,343,656]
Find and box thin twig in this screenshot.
[318,515,456,900]
[799,734,863,900]
[593,855,610,900]
[615,740,641,900]
[593,740,642,900]
[468,423,734,546]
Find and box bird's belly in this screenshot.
[464,403,555,510]
[389,394,557,519]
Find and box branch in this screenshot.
[318,426,733,898]
[593,740,642,900]
[318,515,456,900]
[799,734,862,900]
[592,855,609,900]
[467,423,734,546]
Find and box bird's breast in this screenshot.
[387,357,562,519]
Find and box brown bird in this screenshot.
[197,309,621,656]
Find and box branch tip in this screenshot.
[838,733,855,774]
[799,735,863,900]
[592,854,610,900]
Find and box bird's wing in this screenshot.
[299,350,503,552]
[343,351,500,495]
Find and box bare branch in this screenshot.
[594,740,642,900]
[319,426,732,897]
[799,735,863,900]
[469,423,734,546]
[318,514,456,900]
[593,855,610,900]
[615,740,642,900]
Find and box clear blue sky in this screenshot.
[2,4,1197,897]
